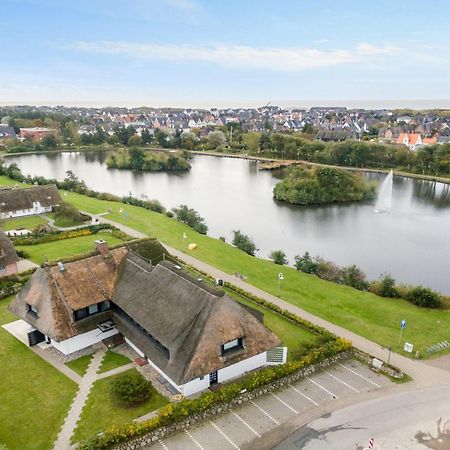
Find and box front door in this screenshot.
[209,371,218,384]
[28,329,45,346]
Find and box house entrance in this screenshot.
[209,371,218,384]
[27,329,45,346]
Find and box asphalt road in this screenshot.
[274,385,450,450]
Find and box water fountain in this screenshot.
[374,169,393,213]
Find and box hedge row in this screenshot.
[79,338,351,450]
[11,224,129,245]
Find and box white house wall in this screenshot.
[218,351,267,384]
[51,327,118,355]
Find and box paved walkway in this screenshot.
[96,362,135,380]
[98,215,450,389]
[53,347,106,450]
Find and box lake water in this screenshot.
[6,151,450,294]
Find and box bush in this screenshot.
[172,205,208,234]
[315,257,341,282]
[232,230,256,256]
[53,201,86,224]
[340,265,368,291]
[166,210,174,218]
[294,252,318,274]
[377,274,397,297]
[269,250,288,265]
[110,371,152,405]
[407,286,442,308]
[16,249,30,259]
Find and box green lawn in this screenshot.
[15,231,125,264]
[65,354,94,376]
[47,212,89,228]
[98,350,131,374]
[1,215,48,231]
[62,190,450,358]
[0,297,77,450]
[72,368,169,443]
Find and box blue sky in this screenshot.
[2,0,450,108]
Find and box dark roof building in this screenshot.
[0,184,61,218]
[10,240,283,395]
[0,126,17,142]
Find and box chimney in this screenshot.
[95,239,109,256]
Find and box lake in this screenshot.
[6,151,450,294]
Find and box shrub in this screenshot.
[340,265,368,291]
[407,286,442,308]
[269,250,288,265]
[166,210,174,218]
[232,230,256,256]
[16,249,30,259]
[172,205,208,234]
[294,252,318,274]
[315,257,341,282]
[110,371,152,405]
[374,274,398,297]
[53,201,86,224]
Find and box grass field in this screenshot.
[72,368,169,443]
[98,351,131,374]
[62,190,450,358]
[0,297,77,450]
[15,231,124,264]
[47,211,89,228]
[1,215,48,231]
[65,354,94,377]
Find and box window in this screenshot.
[74,308,88,321]
[221,337,244,356]
[73,300,111,321]
[88,304,99,315]
[27,303,38,317]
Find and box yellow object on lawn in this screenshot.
[188,243,197,251]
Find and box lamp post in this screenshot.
[278,272,284,291]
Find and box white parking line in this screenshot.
[307,377,339,399]
[271,392,299,414]
[185,430,205,450]
[159,439,169,450]
[289,384,319,406]
[231,410,261,437]
[250,400,280,425]
[325,371,360,393]
[209,420,240,449]
[339,363,382,388]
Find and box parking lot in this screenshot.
[145,360,392,450]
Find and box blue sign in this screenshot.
[400,320,406,329]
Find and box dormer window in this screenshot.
[27,303,38,317]
[221,337,244,356]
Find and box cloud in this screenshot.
[68,41,400,71]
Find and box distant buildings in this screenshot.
[0,125,17,144]
[19,127,55,141]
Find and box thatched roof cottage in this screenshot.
[0,184,61,219]
[9,240,284,396]
[0,230,19,277]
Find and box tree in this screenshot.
[128,134,143,147]
[341,265,368,291]
[232,230,256,256]
[243,132,260,153]
[172,205,208,234]
[207,130,226,149]
[129,147,145,170]
[181,131,197,150]
[53,201,86,224]
[110,371,151,404]
[154,129,168,147]
[269,250,288,265]
[294,252,318,273]
[407,286,442,308]
[41,134,57,149]
[92,126,107,145]
[141,128,153,145]
[378,274,397,298]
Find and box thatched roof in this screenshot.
[0,230,19,266]
[113,259,281,384]
[10,241,281,383]
[0,184,62,214]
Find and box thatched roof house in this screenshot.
[9,240,283,395]
[0,184,61,218]
[0,230,19,276]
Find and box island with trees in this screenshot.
[273,166,377,205]
[106,148,191,172]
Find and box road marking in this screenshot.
[209,420,240,449]
[159,439,169,450]
[271,392,299,414]
[307,377,339,399]
[231,410,261,437]
[185,430,205,449]
[250,400,280,424]
[339,363,382,388]
[289,384,319,406]
[325,371,360,393]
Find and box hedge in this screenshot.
[78,338,351,450]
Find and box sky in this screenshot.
[1,0,450,108]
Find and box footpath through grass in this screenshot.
[63,190,450,358]
[72,368,169,443]
[65,354,94,377]
[98,350,131,374]
[0,297,77,450]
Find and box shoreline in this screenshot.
[4,147,450,185]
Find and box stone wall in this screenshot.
[353,349,404,379]
[114,350,352,450]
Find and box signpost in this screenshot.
[399,319,406,344]
[278,272,284,291]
